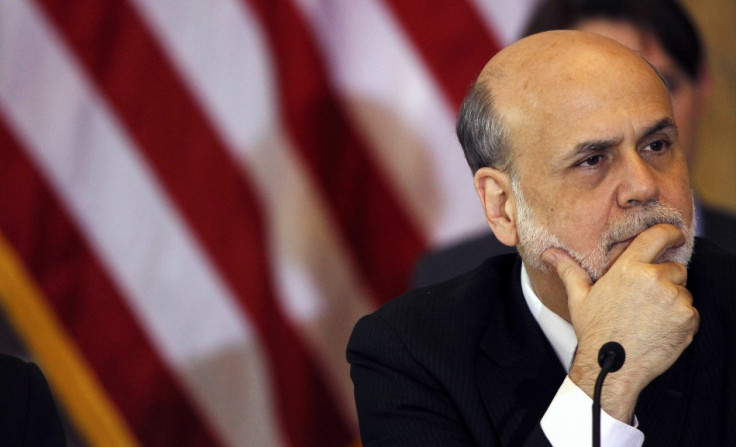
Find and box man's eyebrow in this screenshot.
[639,117,677,141]
[563,117,677,165]
[564,136,622,164]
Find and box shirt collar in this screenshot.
[520,263,578,372]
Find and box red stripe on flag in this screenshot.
[247,0,427,303]
[0,118,222,446]
[35,1,353,445]
[385,0,502,108]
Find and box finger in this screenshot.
[542,247,592,301]
[675,286,699,335]
[619,224,686,264]
[691,306,700,335]
[637,261,688,288]
[658,262,688,286]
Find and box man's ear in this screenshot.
[473,167,518,247]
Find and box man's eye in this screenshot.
[580,155,604,166]
[646,140,668,152]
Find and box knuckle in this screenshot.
[691,308,701,333]
[675,263,687,276]
[663,283,681,301]
[672,289,697,323]
[638,263,662,284]
[675,264,688,285]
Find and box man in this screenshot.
[348,31,736,446]
[412,0,736,288]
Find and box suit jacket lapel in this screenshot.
[475,259,566,445]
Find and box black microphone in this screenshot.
[593,342,625,447]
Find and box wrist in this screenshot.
[569,359,640,424]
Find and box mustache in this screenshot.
[602,202,687,252]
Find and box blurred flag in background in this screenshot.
[4,0,734,446]
[0,1,536,445]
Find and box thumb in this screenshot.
[542,248,592,302]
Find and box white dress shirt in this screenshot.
[520,265,644,447]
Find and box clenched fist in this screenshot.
[543,224,700,423]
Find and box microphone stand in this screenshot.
[593,342,625,447]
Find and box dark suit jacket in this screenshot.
[0,354,66,446]
[348,238,736,446]
[412,205,736,288]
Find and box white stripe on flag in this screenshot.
[0,2,285,446]
[469,0,541,45]
[247,128,371,429]
[293,0,489,245]
[131,0,374,427]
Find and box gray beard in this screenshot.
[512,178,695,281]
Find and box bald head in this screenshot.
[482,30,662,88]
[482,30,669,118]
[458,30,671,175]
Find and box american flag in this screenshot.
[0,1,731,446]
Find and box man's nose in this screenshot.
[616,152,659,207]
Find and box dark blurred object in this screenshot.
[0,353,67,446]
